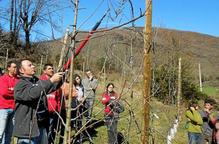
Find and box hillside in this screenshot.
[40,27,219,87]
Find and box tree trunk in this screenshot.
[13,0,18,49]
[10,0,14,43]
[25,30,31,54]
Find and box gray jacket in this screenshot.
[82,77,98,99]
[13,76,61,138]
[199,110,214,136]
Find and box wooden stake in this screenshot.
[199,63,203,92]
[57,28,69,71]
[142,0,152,144]
[177,58,181,117]
[63,0,79,143]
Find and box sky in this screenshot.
[0,0,219,40]
[153,0,219,37]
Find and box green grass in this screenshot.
[203,86,219,96]
[89,90,181,144]
[62,73,194,144]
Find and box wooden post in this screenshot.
[103,62,106,85]
[130,37,133,70]
[177,58,181,117]
[142,0,152,144]
[199,63,203,92]
[57,28,69,71]
[63,0,79,143]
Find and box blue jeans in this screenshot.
[17,138,38,144]
[37,127,48,144]
[105,117,118,144]
[188,132,203,144]
[16,128,48,144]
[0,109,14,144]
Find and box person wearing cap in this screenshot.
[101,83,124,144]
[199,98,216,144]
[185,101,203,144]
[0,61,18,144]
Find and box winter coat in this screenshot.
[199,110,215,136]
[102,91,124,120]
[13,76,61,138]
[185,109,203,133]
[0,74,19,109]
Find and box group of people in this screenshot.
[185,99,219,144]
[0,59,124,144]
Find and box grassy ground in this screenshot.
[80,76,181,144]
[67,72,219,144]
[89,83,219,144]
[203,86,219,98]
[171,107,188,144]
[173,85,219,144]
[89,98,180,144]
[88,78,144,143]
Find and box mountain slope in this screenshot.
[43,27,219,86]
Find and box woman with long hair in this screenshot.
[71,74,84,143]
[102,83,124,144]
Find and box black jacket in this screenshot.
[105,100,124,120]
[13,76,60,138]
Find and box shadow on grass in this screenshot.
[72,119,104,144]
[71,119,127,144]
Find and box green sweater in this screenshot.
[185,109,203,133]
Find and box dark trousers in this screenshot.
[71,99,83,143]
[84,98,94,121]
[48,112,58,144]
[48,110,66,144]
[105,118,118,144]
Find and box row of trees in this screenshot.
[86,29,208,104]
[0,0,66,56]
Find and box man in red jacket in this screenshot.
[40,64,65,144]
[0,60,19,144]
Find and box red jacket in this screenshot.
[0,74,19,109]
[40,74,64,113]
[102,91,118,115]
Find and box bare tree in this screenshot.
[9,0,20,50]
[19,0,44,54]
[14,0,63,54]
